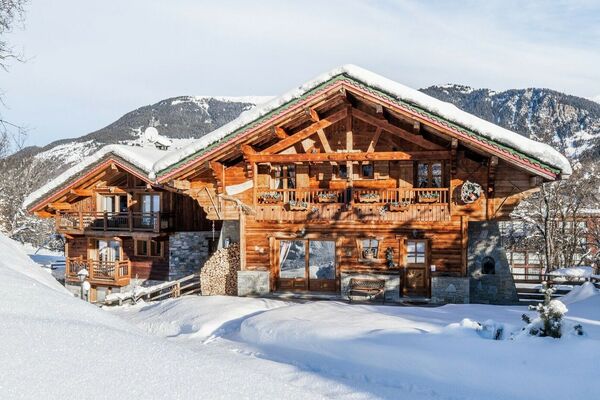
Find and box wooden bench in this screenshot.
[348,278,386,303]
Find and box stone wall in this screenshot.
[341,272,401,302]
[169,231,218,280]
[431,276,470,304]
[468,221,519,304]
[237,271,270,296]
[218,221,240,249]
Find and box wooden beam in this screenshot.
[48,202,72,210]
[34,210,54,218]
[305,107,320,122]
[69,189,93,197]
[316,129,332,153]
[352,108,444,150]
[375,104,384,116]
[209,161,225,194]
[413,120,421,135]
[272,126,289,139]
[487,156,498,220]
[346,108,353,183]
[450,138,458,175]
[262,107,348,155]
[244,150,451,163]
[240,144,257,156]
[367,127,382,153]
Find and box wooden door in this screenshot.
[403,239,430,297]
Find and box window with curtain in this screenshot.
[416,162,443,188]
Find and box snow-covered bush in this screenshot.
[521,282,569,338]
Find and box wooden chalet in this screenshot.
[26,65,571,304]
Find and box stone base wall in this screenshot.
[65,282,131,303]
[341,273,400,302]
[468,221,519,305]
[237,271,270,296]
[431,276,470,304]
[169,231,218,280]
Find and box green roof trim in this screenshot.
[157,73,559,177]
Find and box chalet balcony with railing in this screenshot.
[56,211,174,234]
[255,187,450,222]
[66,257,131,286]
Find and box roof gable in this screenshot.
[153,65,571,181]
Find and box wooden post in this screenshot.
[78,211,83,231]
[461,215,469,276]
[128,209,133,232]
[103,211,107,232]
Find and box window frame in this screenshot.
[415,161,444,188]
[356,237,383,262]
[406,239,427,265]
[135,239,164,258]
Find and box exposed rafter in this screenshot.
[261,107,348,155]
[367,127,382,153]
[352,108,444,151]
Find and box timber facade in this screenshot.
[27,66,570,304]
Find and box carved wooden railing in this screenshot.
[56,211,173,233]
[255,187,450,222]
[66,257,131,286]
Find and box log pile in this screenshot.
[200,243,240,296]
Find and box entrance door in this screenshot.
[278,239,336,292]
[403,239,429,297]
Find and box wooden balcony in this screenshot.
[66,257,131,286]
[255,188,450,222]
[56,211,173,234]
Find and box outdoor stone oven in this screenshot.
[467,221,519,304]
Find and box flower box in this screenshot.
[316,193,338,203]
[358,193,380,203]
[418,193,440,204]
[258,192,282,204]
[287,200,308,211]
[388,201,409,212]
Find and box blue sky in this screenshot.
[2,0,600,147]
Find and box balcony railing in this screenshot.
[56,211,173,233]
[66,257,131,286]
[255,187,450,222]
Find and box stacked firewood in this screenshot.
[200,243,240,296]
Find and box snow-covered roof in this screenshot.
[152,64,572,178]
[26,65,572,211]
[24,145,169,209]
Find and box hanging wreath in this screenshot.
[461,180,482,204]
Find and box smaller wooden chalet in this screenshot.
[26,65,571,304]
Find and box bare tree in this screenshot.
[510,167,597,272]
[0,0,27,157]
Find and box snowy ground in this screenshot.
[109,289,600,400]
[3,233,599,399]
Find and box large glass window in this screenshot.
[279,240,306,279]
[416,162,443,188]
[95,239,121,262]
[407,240,426,264]
[309,241,335,279]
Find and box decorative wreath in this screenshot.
[461,180,482,204]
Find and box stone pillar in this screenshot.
[467,221,519,304]
[430,276,470,304]
[169,231,218,280]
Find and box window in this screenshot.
[360,163,374,179]
[135,239,163,257]
[406,240,426,264]
[334,164,348,179]
[309,241,335,280]
[528,253,541,265]
[99,195,128,213]
[94,239,121,262]
[360,238,380,259]
[279,240,306,278]
[416,162,443,188]
[271,165,295,189]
